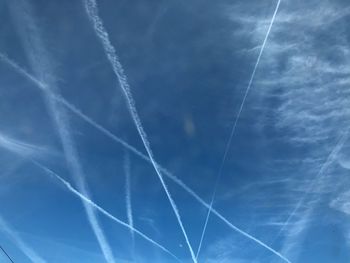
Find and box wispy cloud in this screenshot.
[7,1,116,262]
[225,0,350,260]
[197,1,285,262]
[0,215,47,263]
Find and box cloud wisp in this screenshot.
[7,1,116,262]
[226,0,350,260]
[83,0,197,262]
[0,215,47,263]
[0,53,292,262]
[197,0,284,261]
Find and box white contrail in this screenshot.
[32,162,181,262]
[124,150,136,256]
[0,133,46,157]
[0,215,47,263]
[83,1,197,262]
[275,132,348,240]
[7,1,116,262]
[196,0,282,259]
[0,54,290,262]
[0,133,180,262]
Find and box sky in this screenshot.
[0,0,350,262]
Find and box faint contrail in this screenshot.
[7,1,116,262]
[275,132,348,241]
[196,0,282,259]
[0,54,290,262]
[32,162,181,262]
[83,1,197,262]
[0,215,47,263]
[124,150,136,256]
[0,133,46,157]
[0,133,180,262]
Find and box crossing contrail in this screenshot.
[32,162,181,262]
[83,0,197,262]
[6,1,116,261]
[276,132,348,239]
[0,53,290,262]
[0,132,181,262]
[0,215,47,263]
[196,0,282,259]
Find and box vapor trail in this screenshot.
[83,1,197,262]
[0,133,181,262]
[0,133,46,157]
[124,150,136,256]
[32,162,182,262]
[276,132,348,240]
[7,1,115,262]
[0,215,47,263]
[0,54,290,262]
[196,0,282,258]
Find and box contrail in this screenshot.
[124,150,136,256]
[83,1,197,262]
[0,133,181,262]
[32,162,181,262]
[6,1,116,262]
[196,0,282,259]
[0,133,46,157]
[275,132,348,241]
[0,54,290,262]
[0,215,47,263]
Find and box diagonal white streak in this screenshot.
[276,132,348,239]
[83,1,197,262]
[6,1,116,261]
[0,216,47,263]
[32,162,181,262]
[0,53,290,262]
[0,132,181,262]
[196,0,283,259]
[124,150,136,255]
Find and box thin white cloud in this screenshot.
[225,0,350,260]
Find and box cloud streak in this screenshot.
[124,150,136,258]
[197,0,284,260]
[7,1,116,262]
[33,162,182,262]
[0,53,292,262]
[0,133,181,262]
[0,133,46,158]
[226,0,350,260]
[83,0,197,262]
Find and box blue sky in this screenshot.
[0,0,350,262]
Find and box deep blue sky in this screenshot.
[1,0,350,262]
